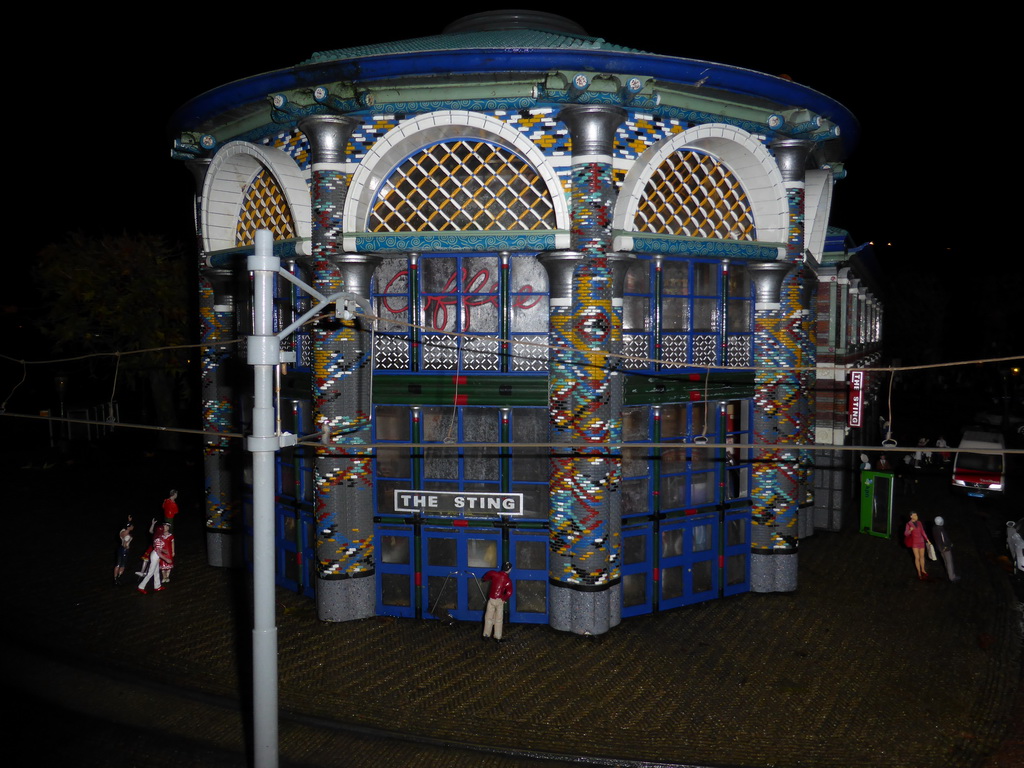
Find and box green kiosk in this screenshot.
[860,471,895,538]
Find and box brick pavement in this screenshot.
[2,444,1020,768]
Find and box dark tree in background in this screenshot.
[33,232,195,448]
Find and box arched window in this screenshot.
[235,167,297,246]
[633,149,754,240]
[369,140,556,232]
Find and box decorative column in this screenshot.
[748,138,814,592]
[299,115,379,622]
[544,104,626,635]
[191,157,239,567]
[749,262,795,590]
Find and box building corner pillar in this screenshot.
[546,104,626,635]
[300,115,378,621]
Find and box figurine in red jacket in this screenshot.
[481,561,513,642]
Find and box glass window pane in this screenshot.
[622,407,647,442]
[691,473,714,505]
[623,572,646,607]
[623,533,646,565]
[512,296,548,332]
[428,575,457,612]
[467,538,498,569]
[468,577,488,611]
[376,406,410,441]
[662,262,688,295]
[661,528,683,558]
[662,566,682,600]
[516,579,546,613]
[625,261,650,294]
[427,537,457,567]
[661,404,686,439]
[662,447,686,474]
[511,255,547,291]
[726,553,746,586]
[377,447,410,478]
[376,479,404,515]
[513,408,547,481]
[515,539,546,570]
[728,299,751,332]
[513,483,548,520]
[623,296,649,331]
[464,408,499,480]
[621,478,648,517]
[728,264,750,296]
[727,518,746,547]
[662,297,687,330]
[692,523,712,552]
[382,573,411,606]
[380,534,410,565]
[693,298,717,331]
[693,262,717,295]
[692,559,713,593]
[660,474,686,510]
[374,260,410,332]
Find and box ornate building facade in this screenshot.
[171,11,879,634]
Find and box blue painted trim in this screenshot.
[628,235,780,260]
[352,231,562,252]
[170,49,858,155]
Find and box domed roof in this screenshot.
[305,11,644,65]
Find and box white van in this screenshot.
[951,430,1006,498]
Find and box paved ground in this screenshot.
[2,431,1021,768]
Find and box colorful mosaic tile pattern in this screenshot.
[752,184,810,552]
[614,114,686,160]
[265,128,311,169]
[310,164,375,579]
[199,276,235,530]
[549,158,622,587]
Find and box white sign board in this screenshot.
[393,490,524,516]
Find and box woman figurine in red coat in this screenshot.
[904,511,932,581]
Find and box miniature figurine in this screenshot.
[138,520,173,594]
[162,489,179,524]
[932,516,959,582]
[159,522,175,584]
[113,515,134,586]
[903,511,932,581]
[481,561,513,642]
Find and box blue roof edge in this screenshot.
[169,48,859,156]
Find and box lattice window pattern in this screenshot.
[634,151,754,240]
[370,141,555,232]
[236,168,296,246]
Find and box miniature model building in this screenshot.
[170,10,882,634]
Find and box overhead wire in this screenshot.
[2,306,1021,453]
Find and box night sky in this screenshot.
[11,7,1020,363]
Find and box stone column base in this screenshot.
[750,551,798,592]
[206,530,238,568]
[548,583,621,635]
[316,575,376,622]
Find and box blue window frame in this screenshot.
[622,257,754,372]
[373,405,547,519]
[371,253,549,373]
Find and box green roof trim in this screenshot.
[304,29,647,66]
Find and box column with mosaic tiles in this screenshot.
[298,115,379,621]
[544,104,627,635]
[748,139,814,592]
[189,158,239,567]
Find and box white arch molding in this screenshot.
[612,124,789,254]
[342,110,570,251]
[201,141,311,255]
